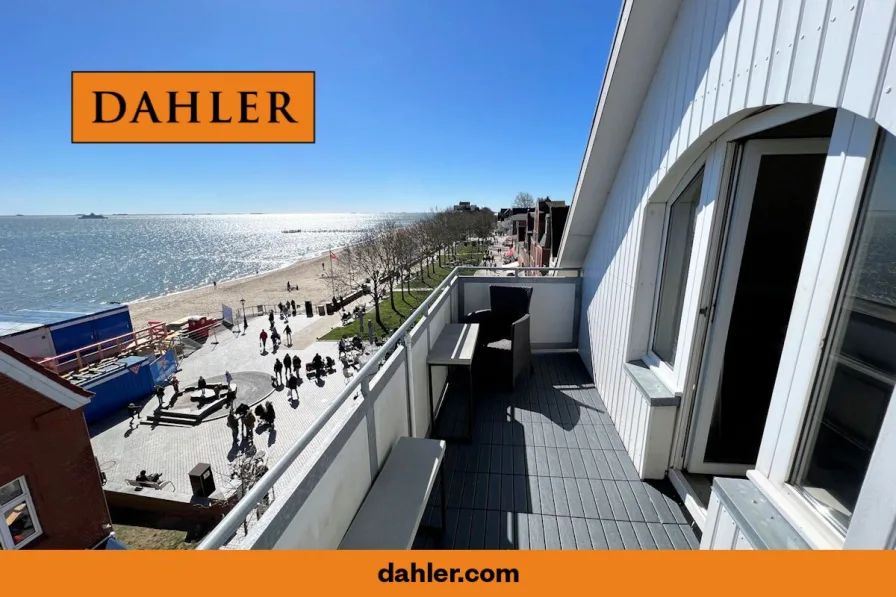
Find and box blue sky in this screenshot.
[0,0,618,215]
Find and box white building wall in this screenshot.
[578,0,896,477]
[0,327,56,359]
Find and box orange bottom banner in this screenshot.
[3,551,894,594]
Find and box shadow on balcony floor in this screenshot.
[413,353,699,550]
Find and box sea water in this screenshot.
[0,212,424,311]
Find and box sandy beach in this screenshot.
[128,250,346,327]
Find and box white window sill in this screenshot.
[746,470,845,550]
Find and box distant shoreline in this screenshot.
[0,211,407,217]
[128,245,346,308]
[127,246,352,326]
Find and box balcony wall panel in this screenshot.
[456,276,580,349]
[272,421,372,549]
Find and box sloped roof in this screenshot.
[0,342,93,409]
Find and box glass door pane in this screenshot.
[795,133,896,532]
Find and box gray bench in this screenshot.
[339,436,447,550]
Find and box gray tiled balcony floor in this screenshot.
[413,353,699,550]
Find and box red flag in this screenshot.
[329,251,338,260]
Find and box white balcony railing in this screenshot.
[196,266,582,550]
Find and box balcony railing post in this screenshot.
[402,332,416,437]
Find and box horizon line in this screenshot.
[0,210,445,217]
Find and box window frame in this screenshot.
[790,126,894,535]
[747,110,896,549]
[641,157,710,392]
[0,476,43,550]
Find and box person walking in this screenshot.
[243,410,256,444]
[284,323,292,346]
[259,329,268,352]
[265,401,276,430]
[273,357,283,385]
[287,373,298,400]
[127,402,140,427]
[227,411,239,443]
[155,385,165,409]
[282,353,292,377]
[269,310,275,329]
[171,375,180,396]
[225,370,233,386]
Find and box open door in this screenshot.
[684,138,830,476]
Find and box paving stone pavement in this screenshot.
[90,322,365,506]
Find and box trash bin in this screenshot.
[305,301,313,317]
[317,304,326,317]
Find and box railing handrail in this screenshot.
[36,322,168,370]
[196,265,581,549]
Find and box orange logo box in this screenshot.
[71,71,315,143]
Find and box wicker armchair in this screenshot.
[462,285,534,389]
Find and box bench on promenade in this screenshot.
[339,437,446,550]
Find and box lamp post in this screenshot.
[241,298,247,333]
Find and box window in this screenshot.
[0,477,42,549]
[794,132,896,533]
[651,169,704,366]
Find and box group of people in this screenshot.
[152,375,180,409]
[337,336,364,354]
[135,470,162,484]
[272,353,302,383]
[271,352,339,398]
[310,352,335,375]
[227,401,275,444]
[278,300,298,319]
[259,325,290,352]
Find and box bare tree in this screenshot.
[331,244,362,297]
[352,223,391,330]
[377,219,403,316]
[420,210,444,275]
[414,218,434,282]
[228,451,270,533]
[513,192,535,208]
[394,227,418,301]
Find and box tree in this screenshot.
[471,210,496,257]
[513,192,535,208]
[420,209,444,274]
[332,244,362,297]
[351,223,391,330]
[376,219,402,316]
[228,450,270,533]
[394,227,418,301]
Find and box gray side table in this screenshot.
[426,323,479,442]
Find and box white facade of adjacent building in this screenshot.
[557,0,896,550]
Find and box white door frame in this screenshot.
[685,137,832,476]
[666,103,831,473]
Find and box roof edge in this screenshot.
[557,0,682,268]
[0,342,93,409]
[555,0,632,266]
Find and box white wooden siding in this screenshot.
[578,0,896,477]
[701,489,756,549]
